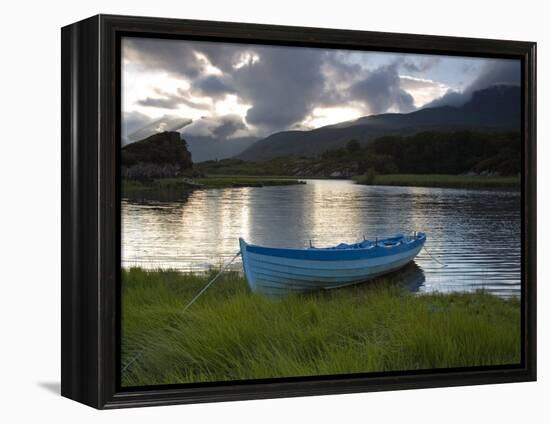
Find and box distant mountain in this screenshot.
[237,85,520,161]
[185,135,258,162]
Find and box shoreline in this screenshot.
[121,267,520,387]
[122,175,306,196]
[353,174,520,190]
[122,173,519,198]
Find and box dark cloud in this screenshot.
[137,89,211,110]
[137,96,180,109]
[351,64,415,114]
[425,60,520,108]
[395,90,416,112]
[128,115,192,143]
[124,39,330,131]
[123,37,244,79]
[322,51,363,80]
[423,89,465,108]
[192,75,235,98]
[123,37,521,141]
[198,44,243,73]
[212,115,246,138]
[401,56,441,73]
[467,60,521,92]
[232,46,326,131]
[317,52,363,106]
[123,111,151,134]
[182,114,247,140]
[123,37,204,79]
[122,111,152,144]
[123,39,440,131]
[177,96,212,111]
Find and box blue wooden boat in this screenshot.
[239,233,426,296]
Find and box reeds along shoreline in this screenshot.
[121,267,521,387]
[122,175,305,195]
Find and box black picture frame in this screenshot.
[61,14,537,409]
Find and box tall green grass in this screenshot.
[121,267,520,387]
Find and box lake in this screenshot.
[122,179,521,298]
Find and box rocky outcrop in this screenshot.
[122,131,193,179]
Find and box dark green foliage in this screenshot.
[357,153,399,174]
[367,131,520,175]
[473,147,519,175]
[346,139,361,153]
[132,131,521,187]
[354,174,519,190]
[364,168,377,184]
[321,148,347,160]
[199,130,520,178]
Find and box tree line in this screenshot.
[321,130,520,176]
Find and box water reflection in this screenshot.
[123,187,192,203]
[398,262,426,293]
[122,179,521,298]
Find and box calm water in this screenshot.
[122,179,521,297]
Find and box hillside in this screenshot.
[199,130,520,178]
[185,135,258,162]
[237,85,520,161]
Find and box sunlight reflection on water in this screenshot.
[122,179,521,298]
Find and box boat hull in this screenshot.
[239,234,426,296]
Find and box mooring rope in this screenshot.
[183,251,242,312]
[121,350,144,373]
[422,245,448,268]
[121,251,242,374]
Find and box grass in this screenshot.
[121,267,521,387]
[122,175,305,196]
[192,175,306,188]
[353,174,520,190]
[122,178,197,194]
[195,157,310,176]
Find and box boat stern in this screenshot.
[239,238,256,291]
[415,231,427,246]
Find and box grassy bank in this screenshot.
[121,267,520,387]
[192,175,305,189]
[353,174,520,190]
[122,175,305,197]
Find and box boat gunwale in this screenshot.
[241,233,426,262]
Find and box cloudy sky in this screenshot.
[122,37,520,144]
